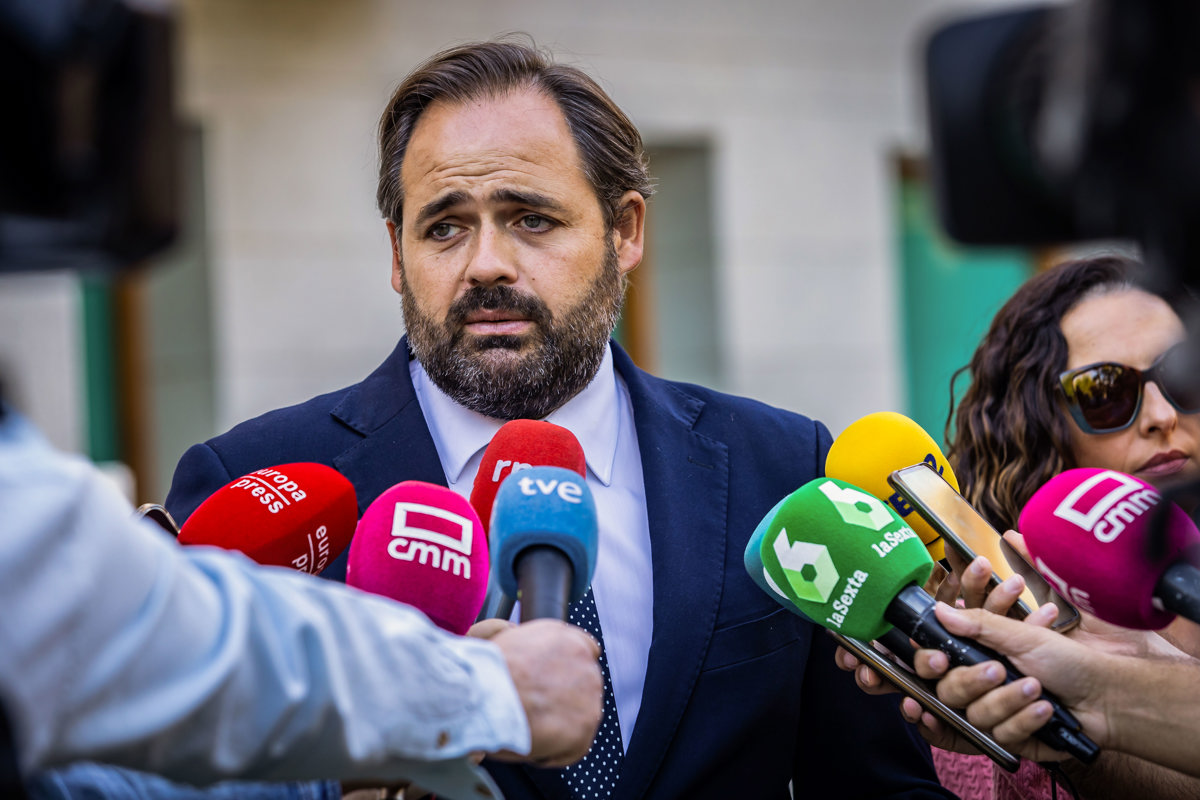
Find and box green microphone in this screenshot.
[745,477,1100,764]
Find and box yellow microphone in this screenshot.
[825,411,957,561]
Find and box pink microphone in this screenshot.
[1018,468,1200,629]
[346,481,489,635]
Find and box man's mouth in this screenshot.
[461,309,534,336]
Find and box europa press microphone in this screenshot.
[825,411,957,561]
[178,463,357,575]
[1019,468,1200,628]
[744,476,1100,763]
[346,481,489,635]
[490,465,598,622]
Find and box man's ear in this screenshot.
[612,190,646,277]
[386,220,403,295]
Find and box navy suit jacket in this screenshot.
[166,338,951,800]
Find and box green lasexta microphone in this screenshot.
[744,477,1099,764]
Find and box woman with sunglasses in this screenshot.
[840,255,1200,799]
[933,254,1200,799]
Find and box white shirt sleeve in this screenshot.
[0,410,530,795]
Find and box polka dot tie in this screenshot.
[562,588,622,799]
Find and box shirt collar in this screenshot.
[411,343,621,487]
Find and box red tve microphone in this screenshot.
[470,419,586,532]
[178,463,357,575]
[347,481,489,635]
[1019,468,1200,629]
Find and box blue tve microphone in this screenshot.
[490,465,598,622]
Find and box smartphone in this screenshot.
[829,630,1020,772]
[888,463,1081,632]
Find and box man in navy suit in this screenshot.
[167,39,952,800]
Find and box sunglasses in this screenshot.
[1058,347,1200,434]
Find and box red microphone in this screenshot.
[178,463,357,575]
[346,481,489,635]
[470,419,586,532]
[1019,468,1200,629]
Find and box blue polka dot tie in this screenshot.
[562,588,622,799]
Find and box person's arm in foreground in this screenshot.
[0,409,601,788]
[914,603,1200,781]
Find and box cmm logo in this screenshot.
[388,502,474,579]
[1053,471,1160,543]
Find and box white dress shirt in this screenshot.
[0,408,527,797]
[411,343,654,751]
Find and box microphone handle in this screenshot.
[1156,562,1200,625]
[516,546,574,622]
[886,584,1100,764]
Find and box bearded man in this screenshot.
[165,39,951,800]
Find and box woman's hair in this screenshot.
[945,255,1137,530]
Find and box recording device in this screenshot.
[744,495,1020,771]
[472,419,587,620]
[889,463,1081,632]
[0,0,180,273]
[490,465,598,622]
[746,477,1100,763]
[177,463,357,575]
[470,419,586,533]
[1020,468,1200,628]
[926,0,1200,578]
[825,411,958,561]
[347,481,489,635]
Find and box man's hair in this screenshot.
[376,38,654,231]
[946,255,1138,530]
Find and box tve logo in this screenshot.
[515,474,584,504]
[388,502,475,579]
[1053,470,1160,543]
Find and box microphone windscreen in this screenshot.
[825,411,958,561]
[490,465,597,604]
[471,420,586,533]
[1019,468,1200,629]
[347,481,489,635]
[178,463,356,574]
[747,477,934,640]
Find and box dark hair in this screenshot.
[945,255,1138,530]
[376,37,654,231]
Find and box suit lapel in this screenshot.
[611,345,730,799]
[329,338,448,512]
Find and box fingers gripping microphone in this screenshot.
[490,466,598,622]
[825,411,958,561]
[745,477,1100,763]
[178,463,357,575]
[346,481,489,635]
[470,419,586,533]
[1019,469,1200,629]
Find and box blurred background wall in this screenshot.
[0,0,1041,501]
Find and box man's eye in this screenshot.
[519,215,552,232]
[429,222,458,240]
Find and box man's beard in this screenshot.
[401,243,624,420]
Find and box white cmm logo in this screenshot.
[388,502,474,578]
[1053,470,1160,543]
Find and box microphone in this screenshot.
[346,481,489,635]
[825,411,957,561]
[178,463,357,575]
[470,419,586,532]
[490,465,598,622]
[745,476,1100,763]
[1019,468,1200,629]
